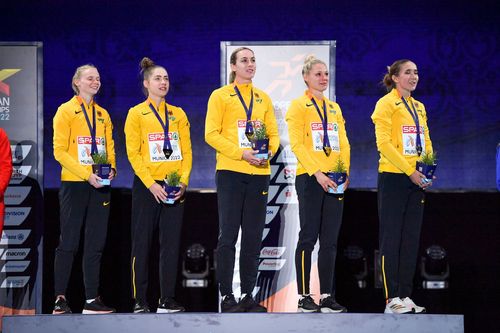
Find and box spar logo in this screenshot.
[0,69,21,120]
[4,207,31,226]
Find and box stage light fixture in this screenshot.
[343,245,368,288]
[420,245,449,289]
[182,243,209,288]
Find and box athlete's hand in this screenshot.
[172,183,187,201]
[242,150,265,166]
[409,170,432,189]
[149,182,167,203]
[108,168,116,181]
[88,173,104,189]
[314,171,336,192]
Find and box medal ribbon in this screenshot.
[149,102,173,159]
[81,102,98,156]
[234,85,254,139]
[311,98,332,156]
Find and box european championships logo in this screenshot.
[0,69,21,120]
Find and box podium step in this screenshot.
[3,312,464,333]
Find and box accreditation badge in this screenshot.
[148,132,183,162]
[77,136,106,165]
[402,125,425,156]
[237,119,252,149]
[311,122,340,153]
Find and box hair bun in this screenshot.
[304,55,317,65]
[140,57,155,70]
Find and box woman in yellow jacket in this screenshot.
[371,59,433,314]
[205,47,279,312]
[125,57,192,313]
[286,55,350,313]
[52,64,116,314]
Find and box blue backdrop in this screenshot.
[2,0,498,190]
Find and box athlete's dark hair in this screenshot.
[382,59,412,92]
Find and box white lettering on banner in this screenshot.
[4,186,31,205]
[258,259,286,271]
[9,165,32,185]
[1,260,30,273]
[402,125,425,156]
[1,248,30,260]
[0,276,30,288]
[311,122,340,153]
[276,144,297,164]
[10,144,32,163]
[77,136,106,165]
[260,247,286,258]
[4,207,31,226]
[147,132,183,162]
[265,206,280,224]
[275,185,298,204]
[0,230,31,245]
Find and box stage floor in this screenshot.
[4,312,464,333]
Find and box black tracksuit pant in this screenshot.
[131,176,184,304]
[54,181,111,299]
[378,172,424,300]
[215,170,269,296]
[294,174,344,295]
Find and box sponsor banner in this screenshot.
[258,259,286,271]
[1,42,43,316]
[1,260,30,273]
[273,165,296,184]
[4,186,31,205]
[275,185,298,204]
[4,207,31,226]
[0,230,31,245]
[260,247,286,258]
[0,276,30,288]
[10,144,32,163]
[9,165,32,185]
[1,248,30,260]
[275,144,297,164]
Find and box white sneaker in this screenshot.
[402,297,426,313]
[384,297,414,314]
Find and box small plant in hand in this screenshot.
[91,152,111,185]
[165,170,181,186]
[327,158,347,194]
[252,121,268,140]
[332,158,347,173]
[419,150,437,165]
[416,150,437,180]
[91,152,109,164]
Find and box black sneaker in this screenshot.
[298,295,320,313]
[157,298,185,313]
[319,296,347,313]
[238,294,267,313]
[133,301,151,313]
[53,296,72,314]
[82,296,116,314]
[221,294,242,313]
